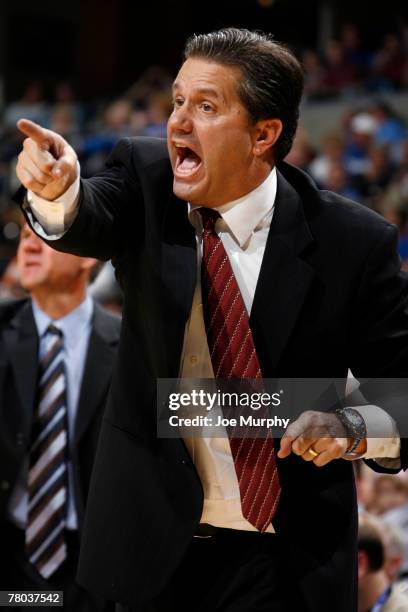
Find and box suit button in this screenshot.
[16,433,25,446]
[0,480,10,491]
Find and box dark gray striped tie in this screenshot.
[25,324,68,579]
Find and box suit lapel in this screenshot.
[250,170,315,374]
[3,301,38,437]
[161,193,197,376]
[74,304,120,444]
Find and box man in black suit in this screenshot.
[0,224,120,611]
[14,28,408,612]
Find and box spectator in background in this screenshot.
[322,39,359,97]
[371,101,407,164]
[345,112,378,177]
[340,23,372,83]
[284,126,315,170]
[53,82,85,131]
[358,514,408,611]
[373,34,407,91]
[3,82,49,130]
[81,99,134,177]
[324,160,360,200]
[0,223,120,611]
[356,145,395,209]
[125,65,173,108]
[301,49,326,101]
[382,521,408,587]
[49,106,83,153]
[308,132,346,186]
[368,476,408,516]
[354,460,376,513]
[142,92,172,139]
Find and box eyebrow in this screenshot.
[172,83,221,99]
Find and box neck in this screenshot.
[31,287,87,320]
[358,571,389,612]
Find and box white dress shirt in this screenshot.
[7,295,94,530]
[26,166,400,532]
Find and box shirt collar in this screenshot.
[189,167,277,247]
[31,294,94,347]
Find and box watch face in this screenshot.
[348,413,361,426]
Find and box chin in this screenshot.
[20,281,34,291]
[20,275,41,291]
[173,180,202,204]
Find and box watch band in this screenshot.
[335,407,367,456]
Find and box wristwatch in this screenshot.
[334,407,367,456]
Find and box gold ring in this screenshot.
[307,447,319,458]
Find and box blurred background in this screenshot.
[2,0,408,594]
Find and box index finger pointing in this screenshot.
[17,119,50,150]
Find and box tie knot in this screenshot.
[199,207,221,232]
[47,324,62,337]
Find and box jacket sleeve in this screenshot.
[349,224,408,471]
[20,138,142,261]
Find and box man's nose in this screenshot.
[168,105,193,133]
[23,233,43,251]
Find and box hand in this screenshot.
[277,410,352,467]
[16,119,78,201]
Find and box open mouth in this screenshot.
[174,144,202,178]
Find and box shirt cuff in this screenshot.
[26,163,80,238]
[351,404,401,459]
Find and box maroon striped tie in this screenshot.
[200,207,281,532]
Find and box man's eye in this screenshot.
[173,98,184,107]
[200,103,213,112]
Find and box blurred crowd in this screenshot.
[287,99,408,266]
[355,461,408,607]
[302,23,408,102]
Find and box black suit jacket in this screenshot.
[0,298,121,530]
[20,138,408,611]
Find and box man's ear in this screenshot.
[358,550,369,579]
[253,119,283,157]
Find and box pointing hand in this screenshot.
[16,119,78,201]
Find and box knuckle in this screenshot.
[331,439,342,453]
[304,410,317,425]
[38,169,48,182]
[42,160,54,172]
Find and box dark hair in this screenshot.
[358,523,385,572]
[183,28,304,162]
